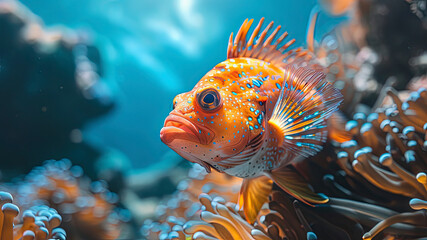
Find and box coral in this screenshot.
[183,193,270,240]
[336,88,427,199]
[1,159,129,240]
[179,164,242,205]
[146,193,271,240]
[0,191,66,240]
[159,164,240,224]
[326,87,427,239]
[255,191,314,240]
[141,164,242,239]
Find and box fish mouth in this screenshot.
[160,113,214,145]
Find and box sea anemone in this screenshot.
[327,87,427,239]
[0,191,66,240]
[1,159,128,240]
[141,164,242,239]
[145,192,271,240]
[183,193,271,240]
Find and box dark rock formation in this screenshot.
[0,1,114,180]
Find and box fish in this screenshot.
[160,18,343,223]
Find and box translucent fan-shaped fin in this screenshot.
[268,66,343,158]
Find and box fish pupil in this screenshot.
[203,93,215,104]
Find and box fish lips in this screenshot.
[160,113,214,145]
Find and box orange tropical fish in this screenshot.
[160,18,343,223]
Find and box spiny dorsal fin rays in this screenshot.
[245,18,264,53]
[251,21,274,59]
[258,25,281,60]
[227,18,312,68]
[234,19,253,56]
[268,66,343,158]
[227,33,234,58]
[267,34,292,62]
[227,18,251,58]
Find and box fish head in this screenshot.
[160,60,268,172]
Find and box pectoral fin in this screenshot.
[267,167,329,206]
[239,176,273,224]
[268,66,343,158]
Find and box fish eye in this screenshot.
[197,88,222,112]
[172,97,178,110]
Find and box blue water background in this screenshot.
[21,0,343,170]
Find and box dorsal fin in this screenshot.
[227,18,316,68]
